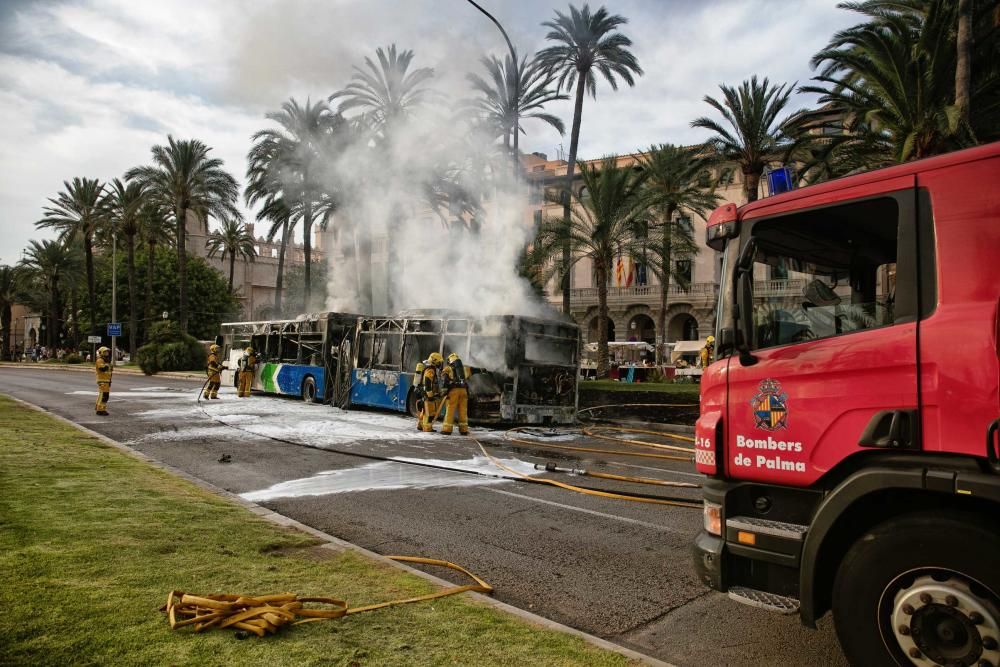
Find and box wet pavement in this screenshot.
[2,367,847,666]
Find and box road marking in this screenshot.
[483,488,686,534]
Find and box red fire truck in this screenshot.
[693,142,1000,666]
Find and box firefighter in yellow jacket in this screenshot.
[419,352,444,432]
[237,346,257,398]
[204,344,222,400]
[95,346,113,415]
[700,336,715,368]
[441,352,471,435]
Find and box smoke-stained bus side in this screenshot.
[219,313,359,402]
[344,314,579,424]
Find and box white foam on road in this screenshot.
[240,455,537,501]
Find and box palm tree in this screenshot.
[691,76,795,203]
[956,0,972,127]
[636,144,722,362]
[247,98,342,310]
[797,0,1000,172]
[18,239,84,349]
[0,265,18,360]
[465,50,567,163]
[529,157,647,376]
[537,4,643,315]
[206,218,257,294]
[331,45,437,312]
[102,178,147,360]
[126,136,240,333]
[331,44,436,135]
[35,177,106,336]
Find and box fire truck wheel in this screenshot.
[301,376,317,403]
[832,511,1000,667]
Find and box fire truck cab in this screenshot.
[693,143,1000,666]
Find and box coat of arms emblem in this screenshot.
[751,378,788,431]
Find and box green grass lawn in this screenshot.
[0,395,634,666]
[580,380,702,397]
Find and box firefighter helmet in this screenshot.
[245,347,254,355]
[209,344,220,354]
[447,352,460,363]
[97,346,110,357]
[705,336,715,346]
[428,352,444,366]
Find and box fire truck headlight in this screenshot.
[703,501,722,536]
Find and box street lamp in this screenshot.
[463,0,519,179]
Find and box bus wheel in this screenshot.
[301,376,317,403]
[406,390,420,418]
[832,512,1000,667]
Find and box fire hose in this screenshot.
[164,556,492,637]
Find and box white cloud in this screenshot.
[0,0,859,264]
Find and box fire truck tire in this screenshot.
[301,376,317,403]
[832,511,1000,667]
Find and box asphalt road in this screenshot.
[2,366,847,666]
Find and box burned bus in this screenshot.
[220,310,580,424]
[341,312,580,424]
[219,312,360,402]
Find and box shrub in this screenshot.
[64,353,84,364]
[136,321,205,375]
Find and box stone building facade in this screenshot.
[185,213,323,320]
[521,151,750,349]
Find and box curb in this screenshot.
[4,393,675,667]
[0,362,203,381]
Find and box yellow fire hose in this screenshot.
[164,556,492,637]
[504,426,695,463]
[473,437,701,509]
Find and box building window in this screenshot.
[675,260,692,284]
[271,248,278,258]
[533,209,542,226]
[635,262,648,286]
[719,168,735,185]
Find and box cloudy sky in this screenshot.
[0,0,859,263]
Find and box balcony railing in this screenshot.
[563,279,808,308]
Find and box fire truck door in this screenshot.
[726,183,919,486]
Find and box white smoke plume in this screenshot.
[315,78,556,320]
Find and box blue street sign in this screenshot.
[107,322,122,337]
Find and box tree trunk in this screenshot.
[177,205,188,333]
[70,287,80,347]
[357,230,374,314]
[561,75,587,314]
[50,284,60,349]
[744,170,761,203]
[228,250,235,293]
[596,263,609,378]
[656,205,675,364]
[83,235,97,336]
[274,217,289,316]
[303,199,313,312]
[1,304,10,360]
[956,0,972,129]
[144,240,155,343]
[127,232,138,360]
